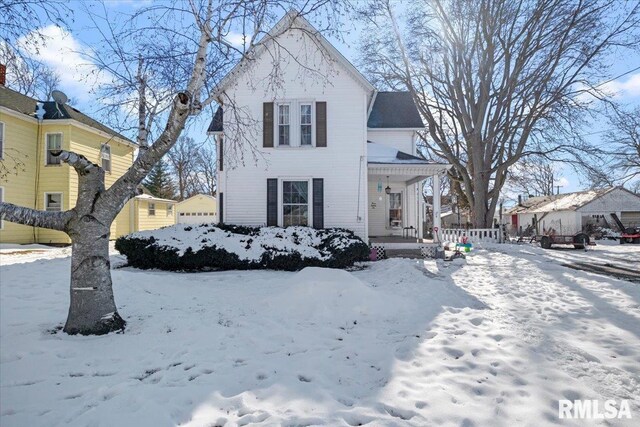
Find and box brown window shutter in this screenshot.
[312,178,324,229]
[263,102,274,147]
[316,102,326,147]
[267,179,278,226]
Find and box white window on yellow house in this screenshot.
[46,133,62,165]
[0,186,4,229]
[167,204,173,216]
[148,203,156,216]
[45,193,63,211]
[0,121,5,159]
[101,144,111,172]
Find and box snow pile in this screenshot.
[264,267,401,324]
[116,224,370,271]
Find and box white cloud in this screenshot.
[17,25,104,103]
[225,32,248,49]
[600,73,640,98]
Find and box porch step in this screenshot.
[384,249,423,259]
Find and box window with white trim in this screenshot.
[300,103,312,146]
[167,204,173,216]
[45,193,63,212]
[277,104,290,146]
[46,133,62,165]
[101,144,111,172]
[282,181,309,226]
[148,203,156,216]
[0,122,5,160]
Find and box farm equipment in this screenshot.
[609,213,640,244]
[538,232,591,250]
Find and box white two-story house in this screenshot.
[208,11,450,244]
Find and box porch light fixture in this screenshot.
[385,176,391,194]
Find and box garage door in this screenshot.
[178,212,217,224]
[621,211,640,227]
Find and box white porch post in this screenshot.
[433,173,441,242]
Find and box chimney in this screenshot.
[518,195,522,206]
[0,64,6,86]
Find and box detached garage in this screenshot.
[176,194,218,224]
[505,187,640,235]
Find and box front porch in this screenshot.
[366,142,451,247]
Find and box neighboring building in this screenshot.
[504,187,640,235]
[132,194,177,231]
[0,84,137,244]
[208,12,450,242]
[176,194,217,224]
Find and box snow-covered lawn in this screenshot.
[1,242,639,426]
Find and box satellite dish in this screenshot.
[51,90,68,105]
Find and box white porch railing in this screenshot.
[440,228,502,243]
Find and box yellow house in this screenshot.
[0,85,174,244]
[176,194,217,224]
[133,193,177,231]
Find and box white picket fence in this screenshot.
[440,228,502,243]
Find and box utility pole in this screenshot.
[555,184,564,195]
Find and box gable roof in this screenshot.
[506,187,639,214]
[0,85,134,144]
[367,92,424,129]
[214,10,375,98]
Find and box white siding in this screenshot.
[366,129,415,155]
[220,27,370,238]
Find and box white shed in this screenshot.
[176,194,218,224]
[505,187,640,235]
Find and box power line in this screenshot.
[595,65,640,88]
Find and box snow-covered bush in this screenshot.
[115,224,370,271]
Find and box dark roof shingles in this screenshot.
[367,92,424,129]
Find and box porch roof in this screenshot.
[367,141,450,178]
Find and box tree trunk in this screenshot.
[63,221,125,335]
[472,173,491,228]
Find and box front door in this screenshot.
[388,192,402,231]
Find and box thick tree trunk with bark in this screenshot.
[63,219,125,335]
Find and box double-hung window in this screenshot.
[101,144,111,172]
[46,133,62,165]
[0,121,5,159]
[167,204,173,216]
[275,101,315,147]
[300,104,312,146]
[45,193,63,211]
[278,104,290,146]
[282,181,309,226]
[148,203,156,216]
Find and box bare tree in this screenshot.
[167,136,203,200]
[194,141,218,197]
[358,0,640,227]
[0,0,73,60]
[506,156,557,197]
[0,1,343,335]
[603,106,640,189]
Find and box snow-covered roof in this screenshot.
[135,194,177,204]
[177,194,217,205]
[508,188,620,214]
[367,141,431,165]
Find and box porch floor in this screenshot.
[369,236,435,249]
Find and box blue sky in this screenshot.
[17,1,640,193]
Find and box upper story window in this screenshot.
[0,121,5,160]
[46,133,62,165]
[101,144,111,172]
[275,101,316,148]
[300,104,312,146]
[278,104,290,146]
